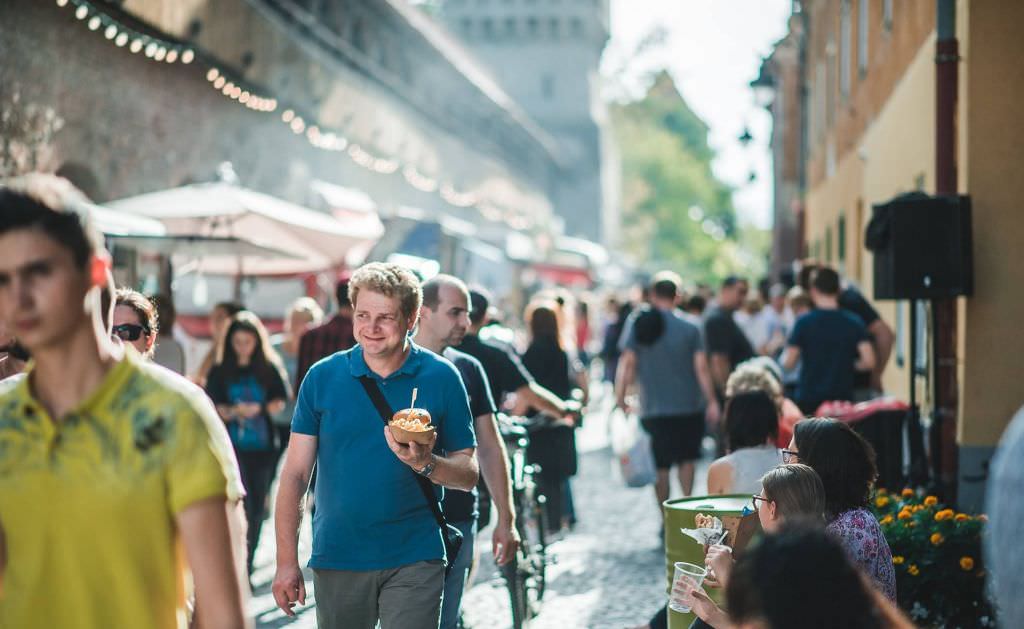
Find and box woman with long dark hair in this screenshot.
[521,300,583,534]
[205,311,291,575]
[788,417,897,601]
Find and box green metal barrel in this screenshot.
[663,494,750,629]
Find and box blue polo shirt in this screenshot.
[292,342,477,570]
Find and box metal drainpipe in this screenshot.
[933,0,960,500]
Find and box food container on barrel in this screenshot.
[663,494,760,629]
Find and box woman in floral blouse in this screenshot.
[787,417,897,601]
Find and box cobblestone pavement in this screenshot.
[250,391,711,628]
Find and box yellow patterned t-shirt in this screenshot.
[0,352,244,629]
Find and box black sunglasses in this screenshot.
[112,323,149,342]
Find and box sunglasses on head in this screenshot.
[112,323,149,342]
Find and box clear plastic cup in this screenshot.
[668,561,707,613]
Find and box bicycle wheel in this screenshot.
[503,555,531,629]
[527,492,548,601]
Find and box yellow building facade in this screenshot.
[783,0,1024,509]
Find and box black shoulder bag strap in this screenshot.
[357,375,463,573]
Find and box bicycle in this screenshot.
[497,414,549,629]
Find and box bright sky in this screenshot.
[603,0,793,230]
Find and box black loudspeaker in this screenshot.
[865,193,973,300]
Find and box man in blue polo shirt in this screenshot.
[271,262,478,629]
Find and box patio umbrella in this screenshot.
[105,182,383,274]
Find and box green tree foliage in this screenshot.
[611,71,764,282]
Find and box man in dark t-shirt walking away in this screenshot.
[414,275,518,629]
[616,272,720,511]
[783,267,876,415]
[704,276,756,399]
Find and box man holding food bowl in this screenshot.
[272,262,479,629]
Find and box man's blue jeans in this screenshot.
[439,519,477,629]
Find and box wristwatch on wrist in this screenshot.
[416,455,437,478]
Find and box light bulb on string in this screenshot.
[104,24,118,40]
[154,47,167,62]
[144,42,157,58]
[114,32,128,47]
[213,76,226,89]
[75,5,88,19]
[281,109,295,123]
[129,39,143,53]
[181,49,194,64]
[206,68,219,82]
[56,0,69,7]
[87,16,101,30]
[165,49,178,63]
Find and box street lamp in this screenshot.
[750,60,777,109]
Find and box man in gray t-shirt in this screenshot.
[615,272,720,507]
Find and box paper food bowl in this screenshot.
[389,408,435,445]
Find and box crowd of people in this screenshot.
[1,172,1020,629]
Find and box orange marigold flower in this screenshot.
[908,564,920,576]
[876,496,890,508]
[913,505,925,513]
[893,555,905,565]
[901,488,914,498]
[898,510,912,520]
[935,509,955,522]
[877,488,888,496]
[931,532,945,546]
[924,496,939,506]
[880,515,894,525]
[960,556,975,571]
[907,521,917,528]
[955,513,970,522]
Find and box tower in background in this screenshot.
[439,0,616,244]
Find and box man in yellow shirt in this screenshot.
[0,174,251,629]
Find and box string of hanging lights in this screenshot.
[55,0,534,229]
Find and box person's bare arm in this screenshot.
[518,382,568,417]
[475,414,520,565]
[709,353,732,393]
[694,351,721,426]
[855,340,876,373]
[384,427,479,491]
[781,345,801,371]
[178,496,250,629]
[868,319,894,389]
[706,460,732,495]
[614,348,637,409]
[271,434,317,616]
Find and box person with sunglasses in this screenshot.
[113,288,158,359]
[684,464,826,628]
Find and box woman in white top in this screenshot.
[707,390,783,494]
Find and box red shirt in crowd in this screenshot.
[294,312,356,391]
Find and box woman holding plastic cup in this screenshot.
[686,464,826,627]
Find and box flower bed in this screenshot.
[870,488,994,627]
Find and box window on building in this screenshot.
[825,226,833,263]
[527,16,539,36]
[858,0,869,74]
[814,60,826,144]
[505,17,517,37]
[826,38,836,128]
[482,17,494,38]
[570,17,583,37]
[884,0,893,31]
[460,17,472,36]
[542,74,555,100]
[839,1,852,99]
[838,213,847,266]
[895,302,905,367]
[549,17,560,38]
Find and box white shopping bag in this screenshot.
[610,409,657,488]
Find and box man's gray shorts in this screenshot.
[313,560,445,629]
